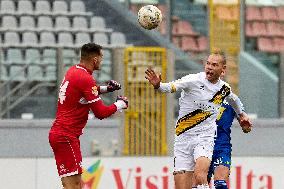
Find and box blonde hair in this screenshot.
[211,49,226,65]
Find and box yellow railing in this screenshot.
[123,47,168,156]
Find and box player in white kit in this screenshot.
[145,52,250,189]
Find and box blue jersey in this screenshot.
[208,102,236,179]
[214,102,236,149]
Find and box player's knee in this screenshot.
[194,171,207,184]
[62,178,81,189]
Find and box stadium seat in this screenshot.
[261,7,278,21]
[40,32,56,47]
[90,16,113,32]
[172,20,198,36]
[252,22,267,36]
[55,16,71,31]
[19,16,36,31]
[45,65,56,81]
[63,49,78,65]
[4,32,20,47]
[246,6,262,21]
[42,49,56,65]
[93,33,109,47]
[10,65,26,81]
[25,49,41,64]
[73,16,88,31]
[0,0,16,15]
[1,16,18,31]
[70,0,92,16]
[102,50,111,65]
[110,32,126,46]
[52,0,68,15]
[37,16,53,31]
[6,49,25,64]
[266,22,283,36]
[181,37,199,52]
[22,32,39,47]
[28,65,43,81]
[197,36,208,52]
[75,32,91,47]
[158,20,167,35]
[17,0,34,15]
[245,22,254,37]
[0,65,8,81]
[35,0,52,15]
[276,7,284,21]
[58,32,74,47]
[257,37,275,52]
[272,37,284,52]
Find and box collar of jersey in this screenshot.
[76,64,92,75]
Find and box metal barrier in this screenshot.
[123,47,168,156]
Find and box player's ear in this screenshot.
[93,56,98,63]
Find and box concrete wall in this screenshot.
[0,119,284,158]
[239,51,279,118]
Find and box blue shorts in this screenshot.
[207,147,231,180]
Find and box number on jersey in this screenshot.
[59,80,69,104]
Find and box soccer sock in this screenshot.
[214,180,228,189]
[196,184,210,189]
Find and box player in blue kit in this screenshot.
[207,101,252,189]
[192,101,252,189]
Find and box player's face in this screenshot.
[204,54,226,84]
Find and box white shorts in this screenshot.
[173,131,215,172]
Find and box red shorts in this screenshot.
[49,132,82,178]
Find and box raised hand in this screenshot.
[145,67,161,89]
[107,80,121,92]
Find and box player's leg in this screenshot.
[213,165,230,189]
[213,149,231,189]
[49,133,83,189]
[194,156,211,189]
[173,138,196,189]
[174,171,193,189]
[192,154,214,189]
[61,174,81,189]
[193,134,215,189]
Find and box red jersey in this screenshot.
[50,64,117,138]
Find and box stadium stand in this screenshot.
[0,0,132,118]
[129,0,283,74]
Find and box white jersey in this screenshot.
[158,72,240,138]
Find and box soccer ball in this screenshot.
[137,5,162,30]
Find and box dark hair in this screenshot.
[80,43,102,60]
[211,49,226,65]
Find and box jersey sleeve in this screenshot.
[158,74,195,93]
[78,75,117,119]
[225,92,244,116]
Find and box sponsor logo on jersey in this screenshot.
[92,86,98,96]
[209,84,230,105]
[175,109,212,136]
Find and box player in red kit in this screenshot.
[49,43,128,189]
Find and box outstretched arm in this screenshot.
[145,67,194,93]
[225,93,252,133]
